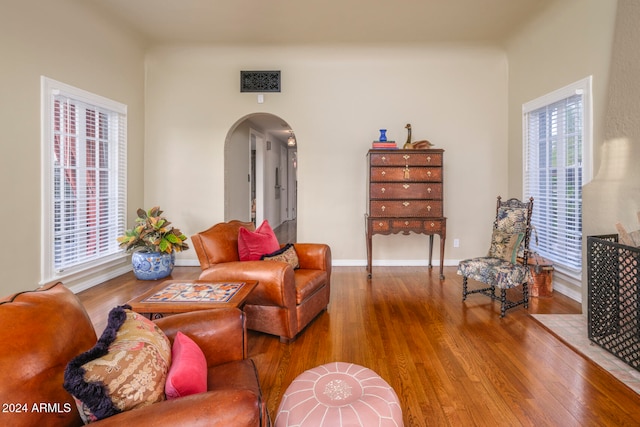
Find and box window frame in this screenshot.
[522,76,592,279]
[40,76,128,285]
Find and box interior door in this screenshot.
[280,145,288,223]
[251,128,265,226]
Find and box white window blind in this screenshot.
[42,77,127,280]
[523,77,592,276]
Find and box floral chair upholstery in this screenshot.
[457,196,534,317]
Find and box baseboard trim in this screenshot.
[176,258,201,267]
[552,282,582,302]
[67,264,133,294]
[331,259,460,267]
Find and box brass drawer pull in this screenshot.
[427,156,431,162]
[403,154,410,160]
[427,205,432,211]
[403,167,410,179]
[381,156,386,161]
[381,187,386,193]
[430,222,435,227]
[405,221,409,226]
[403,202,410,207]
[427,187,432,193]
[381,205,386,211]
[381,171,386,176]
[427,170,432,177]
[379,222,384,227]
[403,184,410,189]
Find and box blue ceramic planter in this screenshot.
[131,251,175,280]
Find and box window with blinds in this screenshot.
[41,77,127,281]
[523,77,592,277]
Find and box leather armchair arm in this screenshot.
[154,308,247,366]
[198,261,296,308]
[92,389,262,427]
[294,243,332,271]
[191,232,213,270]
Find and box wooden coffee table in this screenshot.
[127,280,258,319]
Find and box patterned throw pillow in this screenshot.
[261,243,300,269]
[64,306,171,423]
[488,230,524,264]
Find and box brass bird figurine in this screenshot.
[404,123,433,149]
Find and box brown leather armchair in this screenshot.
[191,220,331,342]
[0,282,269,427]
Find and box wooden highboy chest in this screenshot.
[365,149,446,279]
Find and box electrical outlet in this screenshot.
[453,238,460,248]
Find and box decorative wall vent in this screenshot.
[240,71,281,92]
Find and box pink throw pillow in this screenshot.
[238,220,280,261]
[165,332,207,399]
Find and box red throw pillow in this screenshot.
[165,332,207,399]
[238,220,280,261]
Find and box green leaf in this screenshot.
[166,234,180,244]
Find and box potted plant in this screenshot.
[117,206,189,280]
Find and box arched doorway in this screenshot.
[224,113,297,241]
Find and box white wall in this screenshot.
[506,0,618,303]
[584,0,640,233]
[0,0,147,295]
[145,44,509,266]
[583,0,640,308]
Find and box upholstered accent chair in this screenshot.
[191,220,331,342]
[457,196,534,317]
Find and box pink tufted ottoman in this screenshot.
[275,362,403,426]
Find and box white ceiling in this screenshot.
[85,0,554,45]
[82,0,555,140]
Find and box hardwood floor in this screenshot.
[78,266,640,426]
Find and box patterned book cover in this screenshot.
[142,282,245,303]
